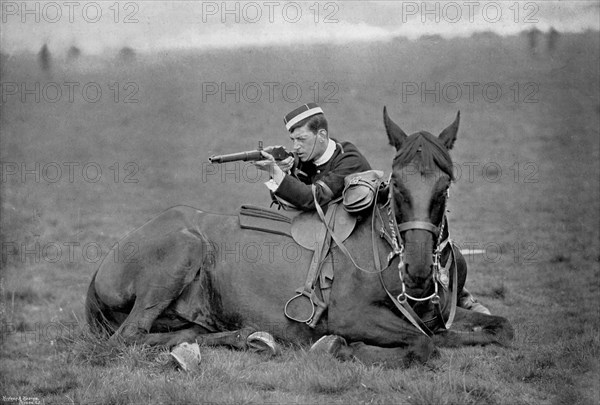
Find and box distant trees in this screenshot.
[0,51,7,76]
[525,27,560,56]
[34,44,138,70]
[67,46,81,60]
[118,46,136,62]
[547,27,560,53]
[38,44,51,71]
[526,27,541,53]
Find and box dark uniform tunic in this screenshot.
[274,139,371,210]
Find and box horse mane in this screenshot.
[393,131,455,180]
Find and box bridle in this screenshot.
[311,174,458,337]
[373,175,458,337]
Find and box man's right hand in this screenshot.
[255,150,286,184]
[277,155,294,173]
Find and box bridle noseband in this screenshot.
[376,177,457,337]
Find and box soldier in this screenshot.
[255,103,371,210]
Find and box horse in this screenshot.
[85,107,513,367]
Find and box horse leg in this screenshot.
[112,294,179,344]
[108,231,211,344]
[310,333,433,367]
[328,304,437,366]
[142,325,257,349]
[434,307,514,347]
[347,338,434,367]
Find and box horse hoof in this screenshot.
[310,335,348,356]
[171,342,201,372]
[470,302,492,315]
[247,331,279,356]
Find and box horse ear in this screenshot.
[438,111,460,150]
[383,106,407,151]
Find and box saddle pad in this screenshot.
[291,204,357,250]
[238,205,297,237]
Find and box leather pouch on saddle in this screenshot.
[342,170,385,213]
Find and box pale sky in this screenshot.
[1,1,598,55]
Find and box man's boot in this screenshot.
[458,288,491,315]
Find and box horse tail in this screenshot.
[85,271,118,337]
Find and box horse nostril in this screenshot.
[404,264,433,289]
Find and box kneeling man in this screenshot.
[255,103,371,210]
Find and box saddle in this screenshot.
[285,201,357,328]
[238,205,296,237]
[238,200,358,328]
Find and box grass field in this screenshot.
[1,31,599,404]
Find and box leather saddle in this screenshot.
[238,203,357,250]
[291,205,356,250]
[238,203,358,328]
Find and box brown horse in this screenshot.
[85,108,513,367]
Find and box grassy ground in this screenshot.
[1,32,599,404]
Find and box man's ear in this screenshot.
[318,129,328,140]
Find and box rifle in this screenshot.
[209,141,293,164]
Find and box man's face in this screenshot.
[289,124,323,162]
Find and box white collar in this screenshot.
[313,139,336,166]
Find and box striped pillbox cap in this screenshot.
[283,103,324,131]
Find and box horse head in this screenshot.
[383,107,459,297]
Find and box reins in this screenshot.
[315,175,458,337]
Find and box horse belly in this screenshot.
[197,215,316,341]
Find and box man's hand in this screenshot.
[254,150,285,184]
[276,155,294,173]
